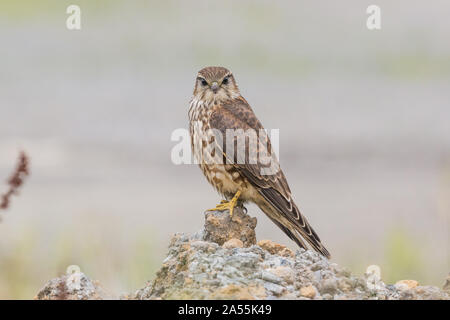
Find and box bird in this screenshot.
[188,66,330,258]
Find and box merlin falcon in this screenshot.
[188,66,330,258]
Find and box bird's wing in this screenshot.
[209,97,330,258]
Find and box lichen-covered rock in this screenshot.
[300,285,317,298]
[223,238,244,249]
[133,228,449,300]
[203,208,257,247]
[35,272,108,300]
[36,209,450,300]
[396,280,419,290]
[258,239,294,257]
[132,209,450,300]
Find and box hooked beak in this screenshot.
[210,82,219,93]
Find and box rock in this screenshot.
[223,238,244,249]
[395,280,419,290]
[131,224,449,300]
[279,247,295,258]
[257,240,294,257]
[300,285,316,299]
[319,278,339,295]
[337,278,353,292]
[267,266,294,284]
[395,285,446,300]
[260,270,282,285]
[210,284,264,300]
[203,207,257,247]
[35,272,108,300]
[132,205,449,300]
[130,207,449,300]
[443,274,450,292]
[322,293,333,300]
[36,207,450,300]
[264,282,285,296]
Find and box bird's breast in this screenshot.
[189,99,241,197]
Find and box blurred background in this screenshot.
[0,0,449,299]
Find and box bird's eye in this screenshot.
[201,79,208,86]
[222,77,229,85]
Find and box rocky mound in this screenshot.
[36,208,450,300]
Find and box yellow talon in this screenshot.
[206,190,242,217]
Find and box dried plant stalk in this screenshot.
[0,151,30,211]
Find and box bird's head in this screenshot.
[193,66,240,103]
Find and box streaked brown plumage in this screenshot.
[188,66,330,258]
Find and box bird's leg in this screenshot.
[206,190,242,218]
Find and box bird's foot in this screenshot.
[206,190,242,218]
